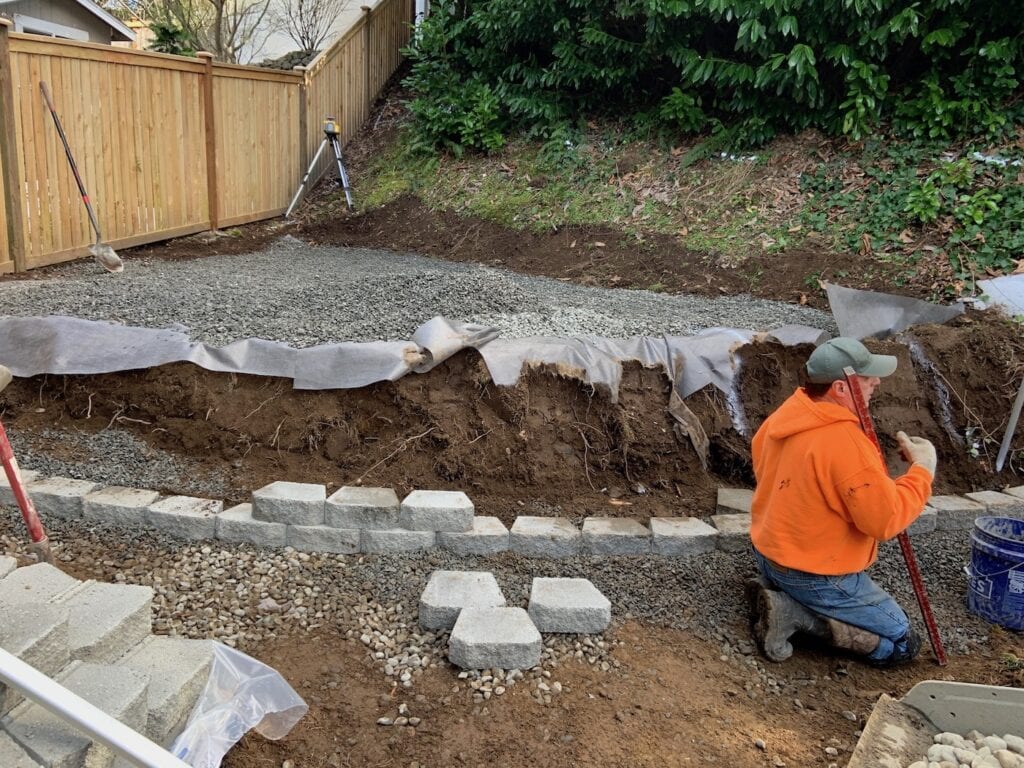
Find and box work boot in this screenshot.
[826,618,882,656]
[0,365,10,394]
[868,628,921,668]
[748,580,830,662]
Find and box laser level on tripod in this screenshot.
[286,116,354,217]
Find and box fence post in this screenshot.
[198,52,219,231]
[294,65,308,183]
[362,5,372,114]
[0,19,27,272]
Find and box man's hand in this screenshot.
[0,365,10,394]
[897,430,937,477]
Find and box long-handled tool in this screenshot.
[39,82,123,273]
[995,374,1024,472]
[286,116,354,217]
[843,366,947,666]
[0,366,53,564]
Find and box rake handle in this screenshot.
[0,419,52,563]
[843,367,947,666]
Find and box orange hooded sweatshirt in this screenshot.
[750,388,932,575]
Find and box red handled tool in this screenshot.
[843,366,947,666]
[0,420,53,564]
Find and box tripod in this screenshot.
[286,117,353,217]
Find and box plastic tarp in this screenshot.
[825,283,964,340]
[977,274,1024,318]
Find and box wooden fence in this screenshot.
[0,0,412,273]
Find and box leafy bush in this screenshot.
[403,0,1021,153]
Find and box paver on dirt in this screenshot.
[649,517,719,556]
[0,603,68,716]
[23,477,98,520]
[3,660,149,768]
[287,524,360,554]
[581,517,650,555]
[528,577,611,634]
[399,490,474,532]
[361,529,436,553]
[325,486,400,530]
[928,495,987,530]
[252,481,326,526]
[716,488,753,515]
[216,503,288,546]
[709,513,752,552]
[437,516,510,555]
[907,507,938,535]
[510,517,582,558]
[58,581,154,663]
[82,486,161,527]
[964,490,1024,519]
[0,469,39,508]
[145,495,223,540]
[418,570,506,631]
[0,732,40,768]
[447,607,542,670]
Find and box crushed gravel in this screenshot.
[0,236,837,346]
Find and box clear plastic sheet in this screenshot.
[171,643,307,768]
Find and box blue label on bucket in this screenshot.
[1010,570,1024,598]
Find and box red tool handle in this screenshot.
[842,367,947,666]
[0,419,53,562]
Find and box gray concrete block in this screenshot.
[418,570,506,631]
[82,486,161,527]
[710,513,752,552]
[965,490,1024,519]
[0,555,16,579]
[146,495,223,541]
[57,581,153,663]
[649,517,719,556]
[716,487,753,515]
[252,481,325,526]
[119,636,214,746]
[528,577,611,634]
[3,660,149,768]
[216,503,287,547]
[448,607,542,670]
[24,477,99,520]
[437,516,510,556]
[399,490,474,532]
[509,517,581,558]
[581,517,650,555]
[928,495,987,531]
[0,469,40,508]
[0,732,41,767]
[361,529,435,553]
[325,486,400,530]
[0,603,69,716]
[287,524,360,554]
[906,507,937,536]
[0,563,79,606]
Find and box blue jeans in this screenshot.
[753,549,913,663]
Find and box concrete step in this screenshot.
[0,564,80,606]
[2,660,150,768]
[54,582,154,664]
[0,603,69,716]
[0,731,43,767]
[118,636,214,747]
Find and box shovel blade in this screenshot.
[89,242,124,273]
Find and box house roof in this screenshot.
[73,0,135,41]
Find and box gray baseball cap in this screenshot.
[805,337,897,384]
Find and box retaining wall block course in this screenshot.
[325,486,400,530]
[448,607,542,670]
[716,488,754,515]
[57,581,154,663]
[288,525,360,554]
[23,476,99,520]
[4,660,149,768]
[0,731,42,768]
[928,495,987,531]
[0,469,40,507]
[0,563,79,606]
[252,481,326,526]
[419,570,507,631]
[0,555,16,580]
[0,603,69,716]
[528,577,611,634]
[581,517,651,555]
[146,496,223,541]
[362,529,436,553]
[509,517,581,558]
[399,490,475,532]
[964,490,1024,519]
[649,517,719,556]
[437,516,510,556]
[906,507,937,536]
[82,486,162,527]
[216,503,287,547]
[710,513,752,552]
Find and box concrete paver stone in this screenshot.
[710,513,752,552]
[252,481,326,526]
[0,555,16,580]
[528,577,611,634]
[82,486,161,527]
[0,469,40,508]
[964,490,1024,519]
[437,516,510,556]
[146,496,223,540]
[649,517,719,556]
[716,488,753,514]
[927,495,987,531]
[400,490,475,532]
[287,525,360,554]
[56,581,154,664]
[509,517,581,558]
[23,477,99,520]
[0,563,79,606]
[216,503,287,547]
[448,607,542,670]
[361,529,435,553]
[0,732,41,768]
[581,517,650,555]
[325,486,400,530]
[418,570,506,630]
[0,603,69,716]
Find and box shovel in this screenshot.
[39,82,123,273]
